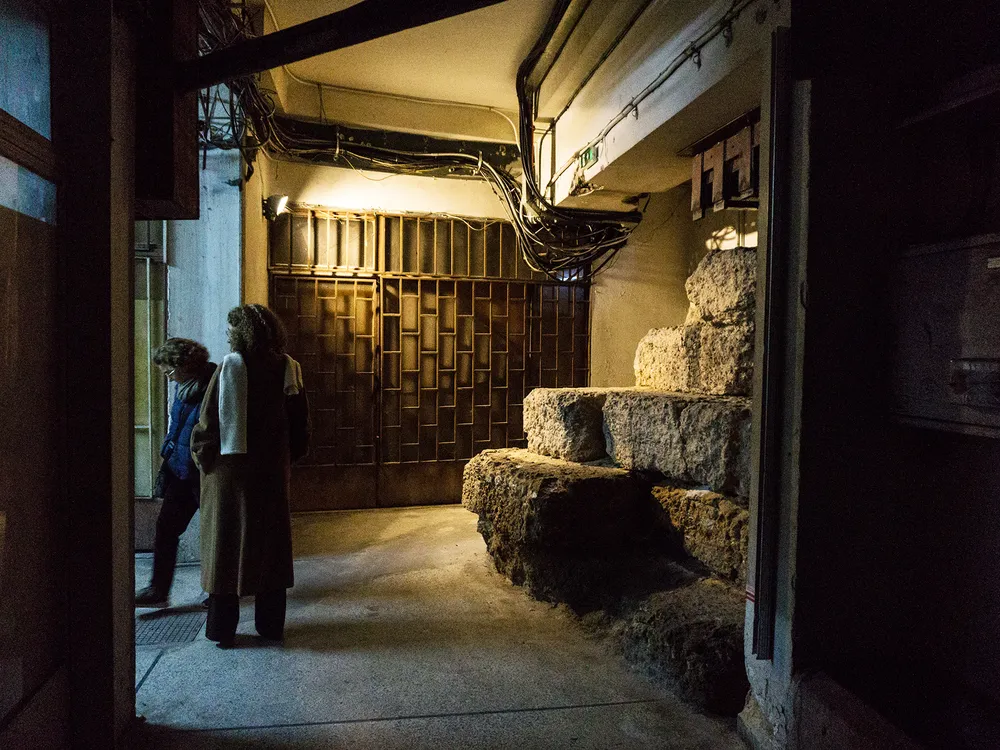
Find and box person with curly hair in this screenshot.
[191,304,310,647]
[135,338,217,607]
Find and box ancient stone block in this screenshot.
[633,326,700,391]
[602,390,699,479]
[699,321,754,396]
[618,578,748,714]
[685,247,756,325]
[603,391,752,497]
[522,388,609,462]
[462,449,654,604]
[652,484,750,584]
[680,398,752,497]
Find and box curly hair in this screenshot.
[152,338,210,370]
[227,304,287,357]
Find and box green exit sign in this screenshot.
[579,145,599,170]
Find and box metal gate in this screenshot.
[270,209,589,510]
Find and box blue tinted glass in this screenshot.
[0,0,51,138]
[0,153,55,223]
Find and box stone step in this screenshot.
[604,390,752,497]
[685,246,756,326]
[634,321,754,396]
[522,387,611,463]
[462,448,656,605]
[615,578,748,715]
[652,483,750,585]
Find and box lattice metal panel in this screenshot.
[383,215,550,281]
[380,277,589,464]
[270,210,377,273]
[272,276,378,467]
[269,209,590,508]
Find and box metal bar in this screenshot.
[752,27,792,661]
[144,258,154,494]
[175,0,510,91]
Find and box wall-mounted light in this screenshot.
[263,194,289,221]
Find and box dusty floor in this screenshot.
[133,504,744,749]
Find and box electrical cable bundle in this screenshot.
[195,0,643,281]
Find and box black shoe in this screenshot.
[135,586,168,608]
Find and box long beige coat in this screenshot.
[191,354,307,596]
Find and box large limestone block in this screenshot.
[619,578,748,714]
[685,247,756,324]
[523,388,609,462]
[652,484,749,584]
[603,391,751,497]
[699,321,754,396]
[680,398,752,497]
[462,449,653,603]
[634,326,700,391]
[602,390,699,479]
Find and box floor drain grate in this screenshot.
[135,611,207,646]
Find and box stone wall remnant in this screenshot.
[699,320,754,395]
[603,390,751,497]
[633,325,701,391]
[462,448,653,604]
[522,388,609,462]
[652,484,750,584]
[685,246,756,325]
[617,578,748,714]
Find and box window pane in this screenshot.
[0,153,55,223]
[0,0,51,138]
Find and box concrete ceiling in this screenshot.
[263,0,557,111]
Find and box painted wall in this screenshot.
[590,182,759,387]
[589,185,693,385]
[166,149,242,363]
[242,155,269,305]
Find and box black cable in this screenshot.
[194,0,642,282]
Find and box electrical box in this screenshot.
[890,233,1000,437]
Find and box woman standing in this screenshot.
[191,304,309,647]
[135,338,216,607]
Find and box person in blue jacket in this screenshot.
[135,338,216,607]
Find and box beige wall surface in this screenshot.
[589,185,694,386]
[242,155,510,305]
[242,157,269,306]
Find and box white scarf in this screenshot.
[219,353,303,455]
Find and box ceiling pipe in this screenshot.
[523,0,594,93]
[175,0,509,92]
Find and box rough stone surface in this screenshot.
[699,321,755,396]
[652,484,750,584]
[634,326,700,391]
[522,388,609,462]
[680,399,752,497]
[602,389,697,480]
[462,449,654,605]
[603,390,752,497]
[615,579,749,715]
[685,247,756,325]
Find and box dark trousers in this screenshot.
[150,469,200,595]
[206,589,287,643]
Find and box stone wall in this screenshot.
[461,243,757,715]
[636,247,756,397]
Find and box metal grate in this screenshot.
[269,208,590,508]
[273,276,378,468]
[135,611,207,646]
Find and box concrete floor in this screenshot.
[133,505,745,749]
